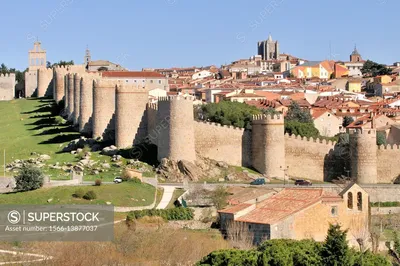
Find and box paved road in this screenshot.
[156,186,176,209]
[0,249,52,265]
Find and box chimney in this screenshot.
[371,112,376,129]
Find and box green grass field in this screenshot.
[0,98,155,182]
[0,182,155,207]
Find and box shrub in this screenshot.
[128,177,142,184]
[83,190,97,200]
[54,116,66,125]
[14,165,44,192]
[127,207,194,222]
[94,179,102,186]
[73,188,86,198]
[370,201,400,207]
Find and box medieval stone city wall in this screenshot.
[146,103,158,144]
[24,70,37,97]
[350,129,378,184]
[0,73,15,100]
[115,84,149,148]
[73,73,81,125]
[79,72,101,134]
[157,96,196,163]
[285,135,337,182]
[252,114,285,179]
[92,79,117,140]
[194,121,251,167]
[37,68,53,97]
[377,145,400,183]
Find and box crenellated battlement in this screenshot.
[194,120,245,132]
[349,129,377,135]
[93,79,119,88]
[284,133,337,147]
[0,73,15,78]
[158,95,195,102]
[252,113,283,121]
[147,102,158,111]
[38,67,53,74]
[378,144,400,150]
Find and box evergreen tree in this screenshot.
[285,101,313,123]
[321,224,352,266]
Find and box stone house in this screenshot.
[311,109,343,137]
[219,184,369,246]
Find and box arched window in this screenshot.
[357,192,363,211]
[348,192,353,209]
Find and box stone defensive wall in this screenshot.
[24,70,37,97]
[92,79,118,140]
[0,73,16,100]
[79,72,101,134]
[53,65,86,103]
[115,83,149,148]
[284,134,337,182]
[194,121,251,167]
[377,144,400,183]
[146,102,158,144]
[37,68,53,97]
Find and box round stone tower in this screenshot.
[92,79,117,140]
[64,75,69,110]
[37,68,53,97]
[67,73,75,119]
[79,74,99,134]
[157,96,196,163]
[73,73,81,125]
[349,129,378,184]
[251,114,285,179]
[54,72,65,103]
[115,83,149,149]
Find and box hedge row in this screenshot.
[127,207,194,221]
[370,201,400,207]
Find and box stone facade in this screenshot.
[79,73,100,134]
[115,84,149,148]
[252,114,285,179]
[37,68,53,97]
[350,129,378,184]
[92,79,117,140]
[157,96,196,163]
[24,71,38,97]
[0,73,15,100]
[67,73,75,119]
[73,73,81,125]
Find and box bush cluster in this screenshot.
[370,201,400,207]
[94,179,102,186]
[14,165,44,192]
[197,225,391,266]
[127,207,193,221]
[73,189,97,200]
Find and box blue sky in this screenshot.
[1,0,399,70]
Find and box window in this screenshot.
[248,224,252,230]
[357,192,363,211]
[150,80,153,83]
[348,192,353,209]
[158,80,162,84]
[331,206,338,217]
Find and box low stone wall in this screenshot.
[43,179,81,188]
[371,207,400,215]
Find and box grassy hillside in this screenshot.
[0,182,155,207]
[0,98,153,181]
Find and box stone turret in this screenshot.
[157,96,196,163]
[251,114,285,179]
[37,68,53,97]
[67,73,75,119]
[92,79,117,140]
[73,73,81,125]
[79,73,100,134]
[349,129,378,184]
[115,83,149,149]
[54,72,65,103]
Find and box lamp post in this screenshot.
[280,166,289,186]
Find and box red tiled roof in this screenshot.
[236,188,337,225]
[102,71,165,78]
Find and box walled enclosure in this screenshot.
[79,73,100,134]
[0,73,16,100]
[73,73,81,125]
[115,83,149,148]
[92,79,117,140]
[67,73,75,119]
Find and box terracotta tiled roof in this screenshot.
[311,108,328,119]
[219,204,252,214]
[102,71,165,78]
[235,188,336,225]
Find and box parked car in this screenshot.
[250,178,266,185]
[294,179,312,186]
[113,177,123,184]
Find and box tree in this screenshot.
[376,132,386,146]
[321,224,352,266]
[361,60,392,77]
[343,116,354,128]
[51,60,74,67]
[285,120,319,138]
[209,186,230,210]
[0,63,9,74]
[286,101,313,124]
[14,165,44,192]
